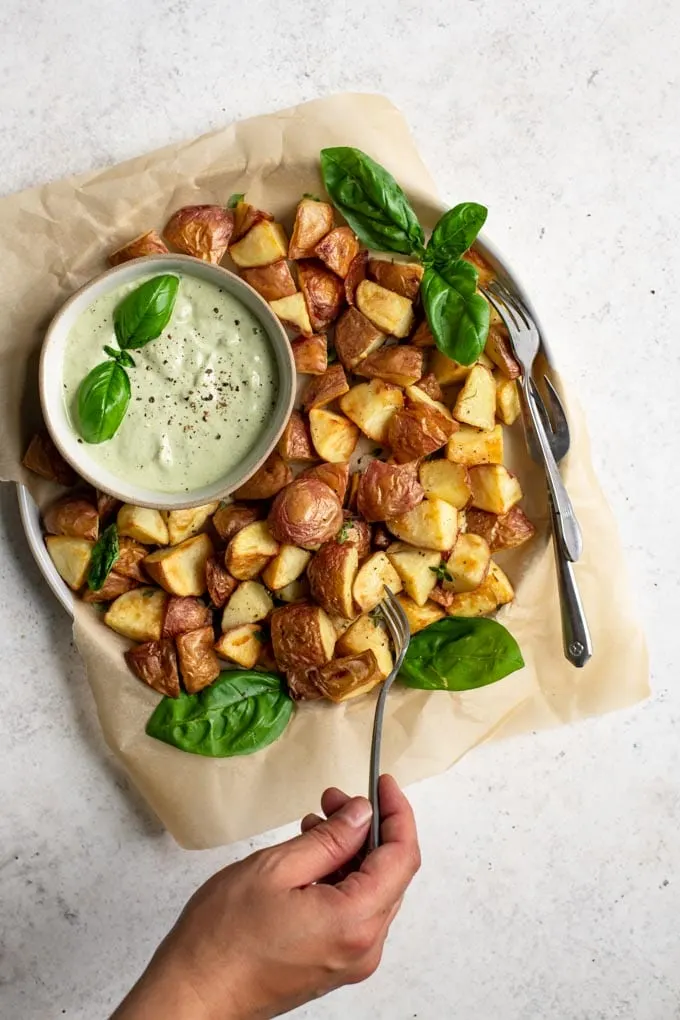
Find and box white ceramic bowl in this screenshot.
[40,255,296,510]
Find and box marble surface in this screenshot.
[1,1,678,1017]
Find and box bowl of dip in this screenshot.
[40,255,296,509]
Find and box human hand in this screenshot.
[113,775,419,1020]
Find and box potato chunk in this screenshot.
[22,431,75,485]
[339,380,404,444]
[288,198,334,259]
[225,521,279,580]
[109,230,169,266]
[212,503,261,542]
[367,259,424,300]
[176,626,221,694]
[221,581,274,630]
[299,461,350,503]
[387,498,458,551]
[269,293,313,335]
[395,594,445,633]
[334,307,385,369]
[447,424,504,466]
[454,364,497,431]
[44,497,99,541]
[276,578,311,603]
[277,411,317,463]
[469,465,523,515]
[45,536,94,590]
[164,205,234,263]
[446,561,514,617]
[240,260,297,302]
[205,556,238,608]
[144,533,214,596]
[443,534,491,593]
[336,615,393,678]
[125,639,180,698]
[261,544,312,591]
[355,279,414,337]
[494,506,536,550]
[270,603,336,670]
[419,460,472,509]
[229,220,288,268]
[411,320,435,348]
[161,595,211,638]
[268,477,343,550]
[117,505,169,545]
[104,587,168,642]
[114,537,148,581]
[215,624,264,669]
[297,259,345,332]
[301,364,349,412]
[344,250,368,305]
[164,502,219,545]
[81,571,138,603]
[291,334,328,375]
[309,408,360,463]
[353,552,403,612]
[354,345,424,387]
[357,460,424,523]
[233,452,293,500]
[430,350,472,385]
[314,226,359,277]
[485,326,521,379]
[387,403,457,463]
[386,543,440,606]
[314,650,383,702]
[231,200,273,242]
[496,377,521,426]
[308,543,359,619]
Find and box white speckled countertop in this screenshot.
[1,2,678,1017]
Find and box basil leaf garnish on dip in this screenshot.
[77,360,131,443]
[399,617,524,692]
[87,522,119,591]
[114,274,179,350]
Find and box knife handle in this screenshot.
[550,500,592,667]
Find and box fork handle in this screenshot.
[549,496,593,667]
[521,375,583,562]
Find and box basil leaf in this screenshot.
[421,260,490,366]
[114,274,179,350]
[227,192,244,208]
[103,345,135,369]
[426,202,487,264]
[146,670,293,757]
[77,360,131,444]
[320,147,425,257]
[400,617,524,692]
[87,522,119,591]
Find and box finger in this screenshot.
[270,797,373,888]
[301,812,324,833]
[321,787,351,817]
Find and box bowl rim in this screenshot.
[39,254,296,510]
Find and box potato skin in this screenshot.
[297,259,346,332]
[354,345,424,387]
[164,205,234,263]
[161,596,211,638]
[367,259,424,300]
[212,503,261,543]
[286,667,324,701]
[231,200,273,242]
[44,497,99,541]
[96,490,122,521]
[205,556,238,608]
[308,542,359,618]
[288,198,334,259]
[125,639,180,698]
[301,363,349,412]
[290,334,328,375]
[344,250,368,305]
[411,320,435,347]
[176,626,221,694]
[494,506,536,550]
[334,306,384,370]
[314,650,383,702]
[109,230,169,266]
[371,525,392,550]
[277,410,317,462]
[300,461,350,503]
[113,537,148,581]
[268,477,343,550]
[22,431,75,486]
[240,260,297,302]
[415,372,443,402]
[337,515,371,559]
[233,452,293,500]
[387,404,457,463]
[270,603,335,670]
[82,572,138,603]
[314,226,359,278]
[357,460,424,522]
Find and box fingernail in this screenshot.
[337,797,373,828]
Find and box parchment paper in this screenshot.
[0,94,649,849]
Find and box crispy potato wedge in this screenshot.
[419,460,472,509]
[314,226,359,277]
[387,402,456,463]
[485,326,521,379]
[125,638,180,698]
[144,533,213,596]
[96,491,121,521]
[164,502,219,546]
[300,461,350,503]
[176,626,220,694]
[221,580,273,630]
[269,292,313,335]
[231,200,274,243]
[291,333,328,375]
[22,431,75,485]
[353,552,403,612]
[334,306,385,369]
[288,198,334,259]
[44,497,99,541]
[431,350,472,385]
[109,229,169,266]
[117,505,169,545]
[486,561,515,604]
[161,595,211,638]
[339,380,404,444]
[469,465,523,515]
[225,520,279,580]
[463,247,495,287]
[356,279,415,337]
[270,603,336,670]
[447,424,504,466]
[215,623,264,669]
[354,345,423,387]
[230,220,288,268]
[386,543,440,606]
[308,542,359,618]
[337,515,372,559]
[454,364,497,431]
[344,250,368,305]
[315,650,383,703]
[277,410,317,463]
[357,459,424,522]
[301,363,349,411]
[417,372,444,402]
[444,534,491,593]
[212,503,261,543]
[261,544,312,591]
[496,377,521,426]
[286,667,324,701]
[297,259,345,332]
[233,452,293,500]
[446,562,514,617]
[104,587,167,642]
[82,572,138,603]
[368,258,424,300]
[387,497,458,551]
[164,205,233,263]
[268,477,343,550]
[45,535,93,590]
[336,615,393,678]
[205,556,238,608]
[113,537,148,581]
[411,320,435,347]
[309,408,360,463]
[396,594,445,633]
[240,260,297,302]
[277,577,311,603]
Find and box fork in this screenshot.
[483,279,583,563]
[367,587,410,850]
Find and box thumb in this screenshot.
[275,797,373,888]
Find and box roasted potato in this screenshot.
[297,259,345,332]
[386,543,440,606]
[164,205,234,263]
[387,498,458,551]
[22,431,75,486]
[291,334,328,375]
[261,544,312,591]
[82,572,138,603]
[270,603,336,670]
[496,377,521,426]
[345,471,361,512]
[221,580,274,630]
[314,226,359,277]
[45,536,93,590]
[396,594,445,633]
[337,515,372,559]
[469,465,523,515]
[353,552,403,612]
[233,452,293,500]
[453,364,496,431]
[286,667,324,701]
[443,534,491,593]
[117,505,169,545]
[418,460,472,509]
[428,585,455,609]
[430,349,472,385]
[356,279,414,338]
[225,520,279,580]
[125,639,180,698]
[336,615,393,678]
[309,408,360,463]
[416,372,444,402]
[301,363,349,412]
[113,537,148,581]
[269,292,313,335]
[486,561,515,604]
[371,525,392,550]
[478,351,495,372]
[464,509,499,548]
[288,198,334,259]
[212,503,261,542]
[267,477,343,550]
[175,626,220,694]
[367,259,424,300]
[96,491,121,521]
[447,424,504,466]
[344,250,368,305]
[230,220,288,268]
[308,542,359,618]
[161,595,211,638]
[411,320,435,347]
[334,307,385,370]
[314,650,383,702]
[467,506,535,551]
[205,556,238,608]
[276,577,311,603]
[240,260,297,302]
[143,533,214,596]
[446,561,514,617]
[104,587,168,642]
[109,229,169,266]
[44,497,99,541]
[339,379,404,443]
[463,247,495,287]
[406,384,456,421]
[354,345,424,387]
[300,461,350,503]
[164,502,219,545]
[357,460,424,522]
[277,410,317,462]
[231,200,274,242]
[387,395,457,463]
[215,624,264,669]
[485,326,521,379]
